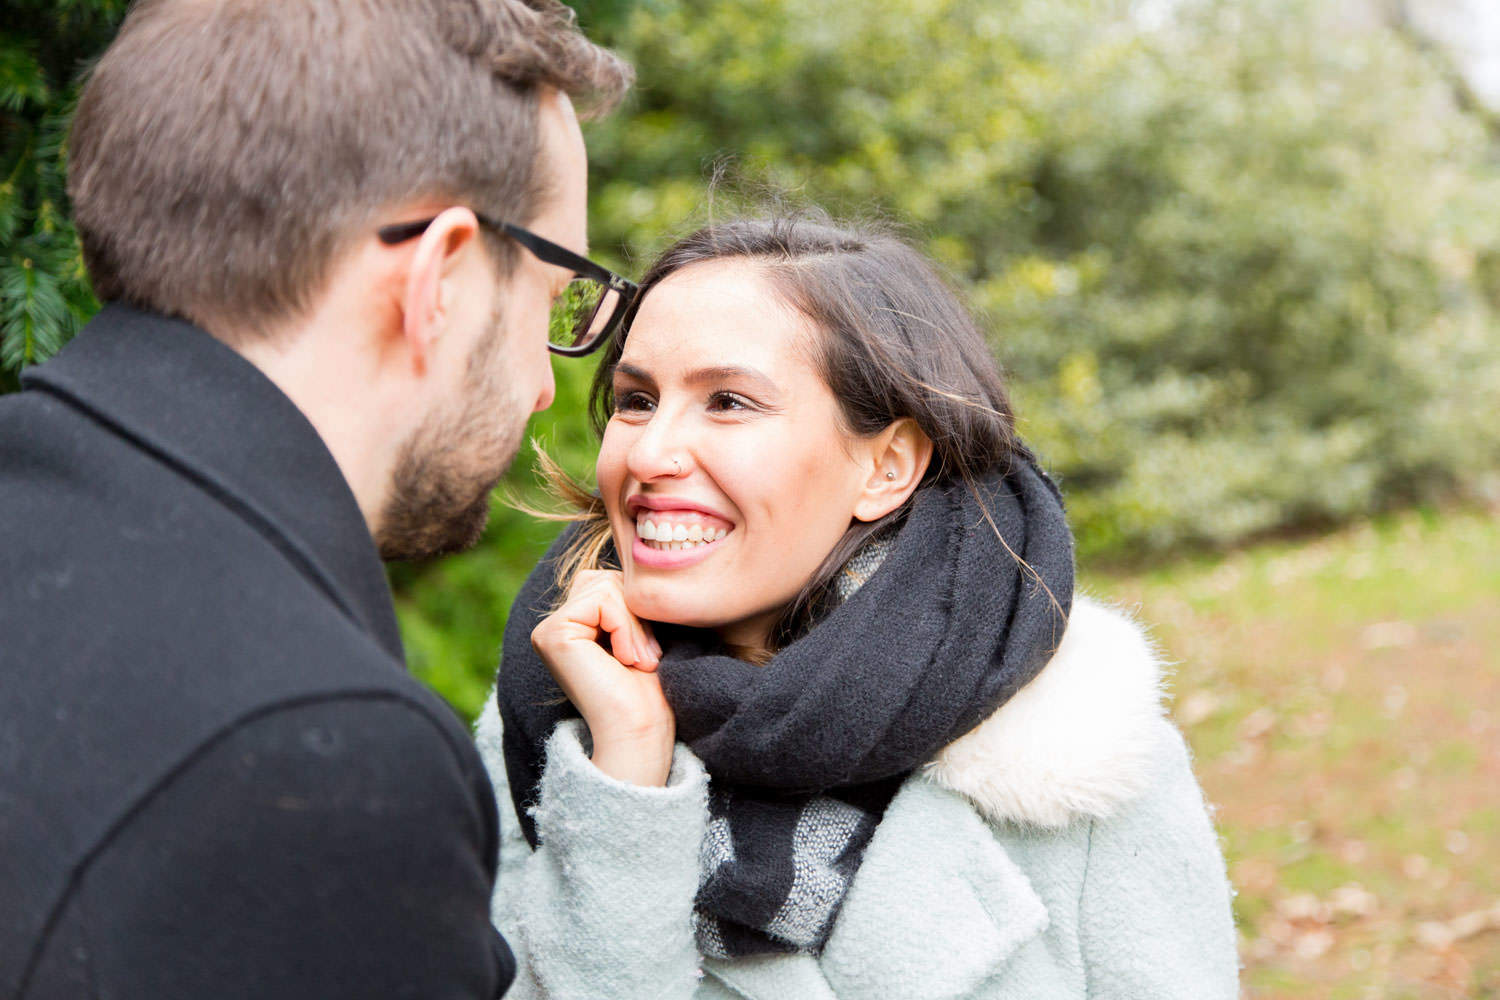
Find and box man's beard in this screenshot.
[376,311,526,562]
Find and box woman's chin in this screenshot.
[623,586,781,651]
[623,586,722,631]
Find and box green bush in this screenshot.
[981,2,1500,556]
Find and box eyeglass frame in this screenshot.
[375,212,640,357]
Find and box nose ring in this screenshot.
[672,457,682,475]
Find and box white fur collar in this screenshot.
[922,595,1168,829]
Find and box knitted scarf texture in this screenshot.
[498,457,1075,957]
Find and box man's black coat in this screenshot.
[0,306,516,998]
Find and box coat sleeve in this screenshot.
[1076,722,1241,1000]
[65,697,513,999]
[474,690,711,1000]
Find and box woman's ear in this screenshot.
[853,418,934,522]
[397,207,482,376]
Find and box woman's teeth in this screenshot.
[637,517,730,550]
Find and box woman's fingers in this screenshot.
[593,587,646,666]
[639,623,662,672]
[557,570,659,669]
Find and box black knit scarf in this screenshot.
[497,458,1074,957]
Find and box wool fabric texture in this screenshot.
[693,531,902,958]
[498,458,1074,956]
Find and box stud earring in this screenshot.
[885,471,896,480]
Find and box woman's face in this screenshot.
[596,261,876,648]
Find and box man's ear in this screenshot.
[853,418,934,522]
[398,207,482,375]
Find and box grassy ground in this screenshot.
[1082,508,1500,999]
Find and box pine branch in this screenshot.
[0,177,19,245]
[0,10,119,385]
[0,38,48,113]
[1,241,74,369]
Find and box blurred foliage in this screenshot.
[0,0,121,392]
[6,0,1500,717]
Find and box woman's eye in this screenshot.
[612,390,654,413]
[707,391,754,413]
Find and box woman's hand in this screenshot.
[530,569,675,786]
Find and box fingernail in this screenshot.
[649,637,663,659]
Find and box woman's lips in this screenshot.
[629,508,734,569]
[626,493,731,519]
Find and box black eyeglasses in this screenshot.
[377,213,639,357]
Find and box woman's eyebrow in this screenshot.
[613,362,655,386]
[615,362,778,395]
[682,365,777,393]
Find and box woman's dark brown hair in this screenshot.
[540,212,1024,656]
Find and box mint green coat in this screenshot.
[476,597,1240,999]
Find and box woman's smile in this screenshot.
[627,495,736,568]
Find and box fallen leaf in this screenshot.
[1329,883,1378,919]
[1241,706,1277,740]
[1360,621,1418,650]
[1293,928,1335,959]
[1177,689,1222,727]
[1415,921,1455,950]
[1277,892,1329,923]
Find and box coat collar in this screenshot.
[23,304,404,662]
[700,596,1165,1000]
[924,595,1167,829]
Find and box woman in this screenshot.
[475,216,1239,999]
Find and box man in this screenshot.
[0,1,631,996]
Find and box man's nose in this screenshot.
[531,363,556,413]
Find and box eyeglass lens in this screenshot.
[549,277,622,352]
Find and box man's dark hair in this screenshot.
[67,0,632,343]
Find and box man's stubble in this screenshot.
[376,303,526,562]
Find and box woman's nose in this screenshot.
[626,411,692,482]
